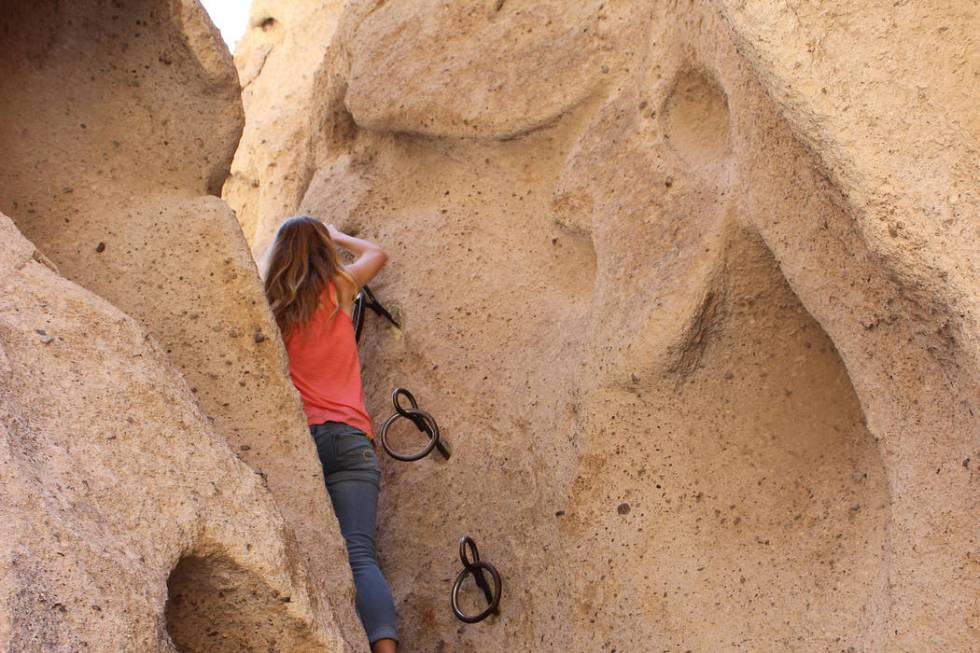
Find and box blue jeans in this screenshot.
[311,421,399,645]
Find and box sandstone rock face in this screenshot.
[345,0,613,140]
[223,0,346,254]
[1,1,361,650]
[231,1,978,651]
[0,213,345,651]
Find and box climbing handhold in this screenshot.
[451,536,502,624]
[379,388,451,461]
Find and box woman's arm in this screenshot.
[327,224,388,288]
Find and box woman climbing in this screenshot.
[263,216,398,653]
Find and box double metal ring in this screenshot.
[451,537,502,623]
[379,388,451,462]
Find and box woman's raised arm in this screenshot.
[327,224,388,288]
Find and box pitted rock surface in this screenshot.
[0,212,348,652]
[0,1,976,652]
[230,1,978,651]
[0,1,361,650]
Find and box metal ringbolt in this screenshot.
[379,388,451,461]
[353,286,400,343]
[451,536,502,623]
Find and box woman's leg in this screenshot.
[312,422,399,649]
[326,476,399,649]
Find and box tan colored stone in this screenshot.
[0,212,346,652]
[223,0,346,254]
[345,0,613,139]
[2,0,975,650]
[238,0,978,650]
[0,1,362,649]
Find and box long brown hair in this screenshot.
[262,216,358,335]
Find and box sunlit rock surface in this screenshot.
[0,1,361,650]
[230,1,978,651]
[0,0,975,651]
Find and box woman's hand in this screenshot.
[324,223,388,288]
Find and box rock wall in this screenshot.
[0,0,974,651]
[0,212,344,651]
[230,1,978,651]
[0,1,363,650]
[223,0,346,253]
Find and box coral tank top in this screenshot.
[284,280,374,436]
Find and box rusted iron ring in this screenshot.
[451,536,502,623]
[379,388,451,461]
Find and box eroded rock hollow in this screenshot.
[1,1,977,652]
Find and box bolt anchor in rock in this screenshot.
[352,285,399,343]
[379,388,451,461]
[451,536,502,624]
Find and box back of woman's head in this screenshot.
[263,216,356,335]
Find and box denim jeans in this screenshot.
[310,421,399,645]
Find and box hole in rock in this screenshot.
[165,553,320,653]
[662,67,731,166]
